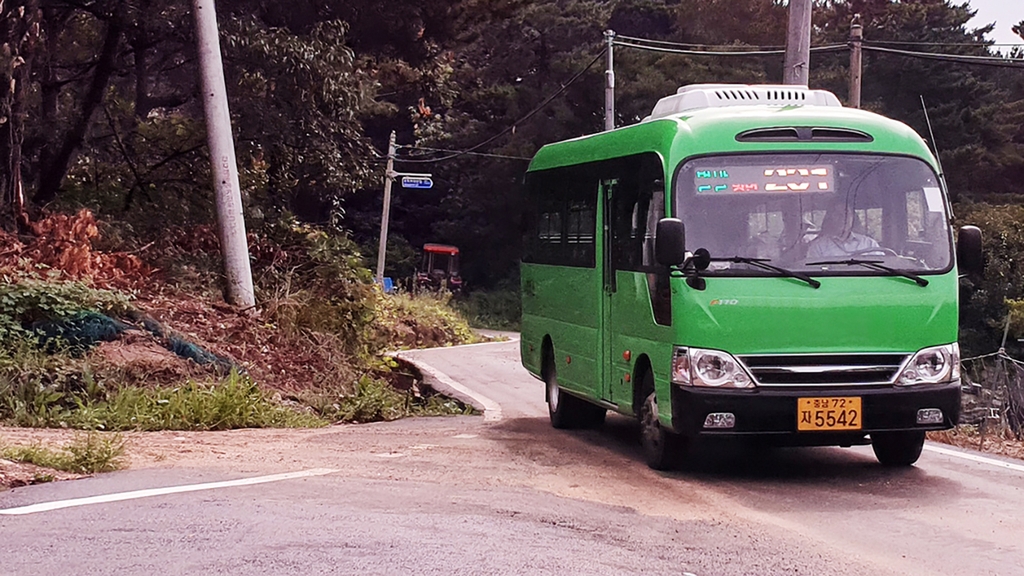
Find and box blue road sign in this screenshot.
[401,176,433,189]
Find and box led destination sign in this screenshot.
[694,165,834,194]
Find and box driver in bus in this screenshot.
[806,200,880,259]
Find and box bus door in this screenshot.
[602,156,671,411]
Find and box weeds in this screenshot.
[373,291,479,349]
[0,366,325,431]
[0,433,126,473]
[452,286,521,331]
[0,275,132,345]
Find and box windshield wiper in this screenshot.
[711,256,821,289]
[805,259,929,287]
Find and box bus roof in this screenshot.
[527,101,936,174]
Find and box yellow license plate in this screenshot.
[797,397,862,431]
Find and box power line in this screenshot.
[613,38,848,57]
[862,44,1024,68]
[866,40,1024,48]
[614,34,786,50]
[397,145,531,161]
[394,48,607,164]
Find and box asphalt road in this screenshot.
[2,338,1023,575]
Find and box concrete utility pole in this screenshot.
[375,131,397,286]
[849,16,863,108]
[604,29,615,131]
[192,0,255,308]
[783,0,813,85]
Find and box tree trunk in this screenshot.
[34,7,124,206]
[1,0,40,232]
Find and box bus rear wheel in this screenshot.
[639,373,682,470]
[871,431,925,467]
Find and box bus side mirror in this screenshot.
[957,225,983,277]
[656,218,686,266]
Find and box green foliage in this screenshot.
[257,219,379,356]
[0,362,325,431]
[1,433,127,474]
[372,291,479,350]
[453,285,522,331]
[304,374,474,424]
[956,203,1024,355]
[0,277,131,346]
[222,17,376,221]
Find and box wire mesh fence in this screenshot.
[961,352,1024,440]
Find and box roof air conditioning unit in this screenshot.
[643,84,842,122]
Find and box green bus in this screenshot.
[519,84,983,469]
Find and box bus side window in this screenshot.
[522,165,597,268]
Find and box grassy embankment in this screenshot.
[0,213,480,475]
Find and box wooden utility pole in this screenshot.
[783,0,813,85]
[849,16,863,108]
[604,30,615,131]
[193,0,255,308]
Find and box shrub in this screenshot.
[453,285,521,331]
[0,276,132,346]
[956,202,1024,356]
[371,291,478,350]
[0,433,127,474]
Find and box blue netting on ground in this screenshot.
[167,335,237,373]
[33,311,128,355]
[31,309,240,374]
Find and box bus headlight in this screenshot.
[896,343,960,386]
[672,347,755,389]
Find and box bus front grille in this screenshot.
[739,354,908,386]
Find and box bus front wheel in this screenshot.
[639,374,682,470]
[871,431,925,467]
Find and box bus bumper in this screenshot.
[670,381,960,444]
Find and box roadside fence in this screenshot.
[961,350,1024,440]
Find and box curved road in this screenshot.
[1,338,1023,575]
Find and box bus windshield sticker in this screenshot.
[923,187,943,212]
[695,165,834,195]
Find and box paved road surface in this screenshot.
[1,338,1023,575]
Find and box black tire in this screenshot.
[871,431,926,467]
[639,372,682,470]
[543,350,606,430]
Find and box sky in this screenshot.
[965,0,1023,46]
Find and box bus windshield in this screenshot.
[675,153,953,276]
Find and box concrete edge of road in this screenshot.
[393,340,510,422]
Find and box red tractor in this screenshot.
[415,243,464,294]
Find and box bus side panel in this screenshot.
[521,262,602,398]
[607,270,675,413]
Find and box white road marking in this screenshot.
[452,434,478,439]
[0,468,338,516]
[924,443,1024,473]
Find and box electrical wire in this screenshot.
[393,47,607,164]
[614,34,786,50]
[866,40,1024,48]
[861,44,1024,68]
[613,39,848,56]
[398,145,531,161]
